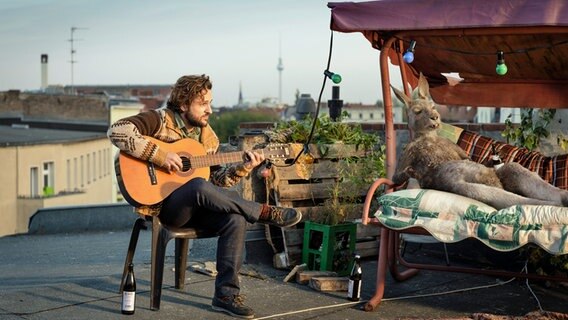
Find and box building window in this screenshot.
[67,159,71,191]
[102,149,105,176]
[370,113,374,119]
[30,167,39,197]
[92,151,97,182]
[103,149,108,176]
[106,147,112,175]
[87,153,91,184]
[359,113,363,119]
[74,157,78,190]
[81,155,84,188]
[98,150,102,178]
[43,161,54,196]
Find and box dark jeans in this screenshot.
[160,178,262,298]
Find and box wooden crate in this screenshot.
[269,143,378,267]
[236,136,381,267]
[271,143,368,213]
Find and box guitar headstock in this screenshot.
[263,144,291,160]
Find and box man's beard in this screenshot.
[185,113,208,128]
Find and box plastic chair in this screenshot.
[119,215,217,310]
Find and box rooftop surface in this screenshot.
[1,221,567,320]
[0,124,106,146]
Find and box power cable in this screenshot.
[272,30,335,168]
[253,276,516,320]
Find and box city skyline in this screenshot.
[0,1,401,107]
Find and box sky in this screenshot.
[0,0,398,107]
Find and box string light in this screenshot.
[390,37,567,76]
[403,40,416,63]
[324,70,342,84]
[393,37,568,56]
[496,51,508,75]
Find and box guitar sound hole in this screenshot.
[181,157,191,172]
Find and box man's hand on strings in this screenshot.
[164,152,183,172]
[244,151,265,170]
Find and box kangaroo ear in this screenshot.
[391,85,412,108]
[416,73,431,100]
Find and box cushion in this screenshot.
[456,128,568,190]
[376,189,568,254]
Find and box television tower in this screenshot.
[276,36,284,105]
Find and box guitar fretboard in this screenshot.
[188,151,247,168]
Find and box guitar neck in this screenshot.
[189,151,248,168]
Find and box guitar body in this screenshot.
[116,137,210,207]
[116,136,291,207]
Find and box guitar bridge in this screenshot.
[147,162,158,185]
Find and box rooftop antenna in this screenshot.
[276,33,284,105]
[68,26,88,95]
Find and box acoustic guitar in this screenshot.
[116,136,290,207]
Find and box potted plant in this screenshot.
[265,113,386,274]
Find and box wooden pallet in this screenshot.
[269,143,379,267]
[237,136,381,268]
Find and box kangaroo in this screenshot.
[391,74,568,210]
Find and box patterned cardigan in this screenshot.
[107,108,252,216]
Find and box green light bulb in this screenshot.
[324,70,342,84]
[330,73,342,84]
[495,51,507,76]
[496,63,508,75]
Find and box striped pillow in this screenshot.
[457,130,568,190]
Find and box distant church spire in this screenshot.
[238,81,243,105]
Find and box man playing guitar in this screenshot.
[108,74,301,319]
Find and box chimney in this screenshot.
[41,54,48,91]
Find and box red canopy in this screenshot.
[328,0,568,178]
[328,0,568,108]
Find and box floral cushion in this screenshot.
[375,189,568,254]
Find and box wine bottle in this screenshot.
[490,144,504,170]
[347,254,362,301]
[491,154,504,170]
[121,263,136,315]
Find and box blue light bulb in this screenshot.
[403,40,416,64]
[403,51,414,64]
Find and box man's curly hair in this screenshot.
[167,74,212,113]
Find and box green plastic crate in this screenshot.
[302,221,356,276]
